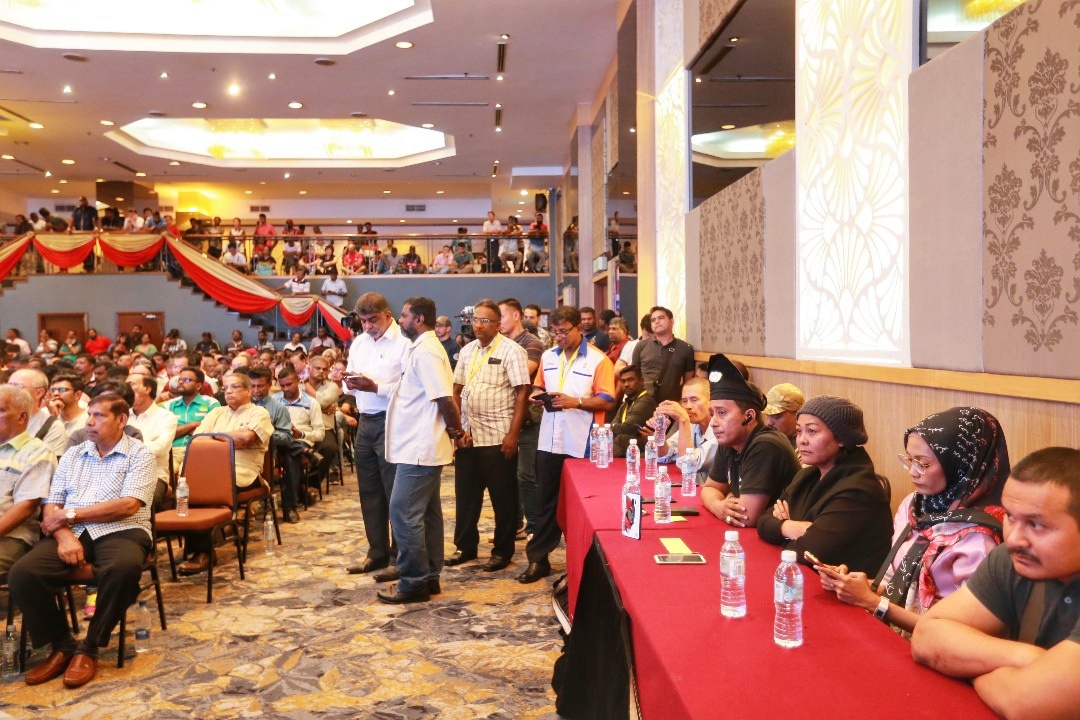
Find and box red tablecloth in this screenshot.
[560,461,996,720]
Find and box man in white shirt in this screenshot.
[374,296,463,603]
[125,374,178,504]
[482,210,503,235]
[429,245,453,274]
[47,375,88,439]
[343,293,410,577]
[8,369,67,457]
[320,266,347,307]
[278,266,311,296]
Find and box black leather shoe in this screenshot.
[373,566,400,583]
[286,509,300,524]
[427,578,442,596]
[444,549,477,566]
[482,554,512,572]
[517,559,551,584]
[376,586,430,604]
[346,557,389,575]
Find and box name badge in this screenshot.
[488,358,502,365]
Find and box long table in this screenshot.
[558,459,996,720]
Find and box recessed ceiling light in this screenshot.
[399,219,405,223]
[228,83,241,96]
[44,170,51,177]
[721,124,736,130]
[268,73,276,80]
[396,41,413,49]
[169,160,180,166]
[346,219,353,224]
[494,160,499,164]
[260,181,266,185]
[147,110,166,117]
[623,191,630,195]
[729,36,740,43]
[51,189,60,193]
[452,220,459,223]
[436,190,444,194]
[115,197,124,202]
[63,53,88,62]
[350,111,368,118]
[695,77,702,83]
[244,190,252,194]
[421,123,434,128]
[59,179,68,184]
[387,89,395,96]
[160,72,168,79]
[495,103,502,109]
[382,190,391,194]
[630,127,636,133]
[62,85,72,94]
[491,174,496,178]
[520,190,528,196]
[495,127,502,132]
[299,190,307,195]
[135,172,146,177]
[501,33,510,40]
[95,177,104,182]
[29,122,43,129]
[283,172,291,179]
[288,101,303,109]
[61,159,75,164]
[1,154,13,160]
[100,120,114,126]
[496,75,504,81]
[192,101,207,109]
[518,201,525,205]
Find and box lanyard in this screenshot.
[618,391,642,423]
[557,343,581,392]
[466,334,502,385]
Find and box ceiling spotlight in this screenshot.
[396,41,413,49]
[629,127,636,133]
[228,83,241,96]
[436,190,444,194]
[160,72,168,79]
[0,154,12,160]
[399,219,405,223]
[244,190,252,194]
[383,190,391,194]
[268,72,276,80]
[59,179,68,184]
[495,103,502,109]
[623,191,631,195]
[29,122,43,129]
[260,181,266,184]
[421,123,434,128]
[387,89,395,96]
[729,36,740,43]
[192,101,207,109]
[169,161,181,166]
[495,127,502,132]
[501,33,510,40]
[283,172,291,179]
[62,85,72,94]
[299,190,307,195]
[95,178,104,182]
[63,53,88,62]
[350,111,368,118]
[135,172,146,177]
[314,57,336,67]
[520,190,528,196]
[496,75,504,81]
[100,120,114,126]
[51,189,60,193]
[721,124,736,130]
[62,159,75,164]
[695,77,702,83]
[44,170,51,177]
[518,201,525,205]
[115,197,124,202]
[288,101,303,109]
[346,219,353,224]
[494,159,500,164]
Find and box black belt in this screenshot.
[360,412,386,419]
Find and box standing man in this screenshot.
[498,298,545,537]
[71,196,99,273]
[343,293,409,577]
[434,316,460,369]
[446,300,530,573]
[632,306,695,403]
[579,307,610,352]
[520,306,615,583]
[9,394,156,688]
[375,297,463,603]
[523,304,553,349]
[912,447,1080,719]
[320,266,347,308]
[700,354,800,528]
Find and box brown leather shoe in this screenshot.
[178,552,211,576]
[62,652,98,688]
[25,648,74,686]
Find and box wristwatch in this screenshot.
[873,596,890,622]
[65,507,77,525]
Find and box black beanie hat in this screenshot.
[797,395,868,447]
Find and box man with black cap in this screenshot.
[701,353,801,528]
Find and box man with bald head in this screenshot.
[0,385,56,574]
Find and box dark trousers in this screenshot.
[354,413,397,564]
[277,440,306,511]
[9,529,151,650]
[517,422,540,535]
[453,445,519,558]
[525,450,571,563]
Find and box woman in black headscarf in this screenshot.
[817,407,1009,635]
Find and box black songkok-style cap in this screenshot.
[707,353,766,411]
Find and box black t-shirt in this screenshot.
[632,337,696,402]
[708,424,800,502]
[440,336,460,369]
[967,544,1080,648]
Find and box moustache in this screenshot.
[1008,548,1039,564]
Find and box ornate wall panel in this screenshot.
[795,0,913,364]
[698,0,743,47]
[982,0,1080,378]
[699,167,767,354]
[591,111,608,263]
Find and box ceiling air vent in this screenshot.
[161,206,174,213]
[405,204,426,212]
[54,204,76,212]
[249,205,271,212]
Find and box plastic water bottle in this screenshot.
[720,530,747,618]
[264,513,276,556]
[175,476,189,517]
[644,435,659,484]
[626,439,640,479]
[596,426,610,468]
[604,423,614,465]
[2,624,18,680]
[589,423,601,464]
[133,599,152,654]
[773,550,804,648]
[653,467,671,523]
[654,413,669,445]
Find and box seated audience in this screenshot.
[609,365,656,457]
[0,385,56,574]
[654,377,717,485]
[701,353,800,528]
[429,245,453,274]
[450,242,474,274]
[757,395,893,574]
[911,447,1080,720]
[817,407,1010,635]
[618,241,636,272]
[762,383,804,450]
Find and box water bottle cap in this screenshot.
[628,439,637,445]
[781,549,797,563]
[592,423,599,428]
[178,476,186,483]
[725,530,739,541]
[657,466,668,475]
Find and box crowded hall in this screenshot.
[0,0,1078,718]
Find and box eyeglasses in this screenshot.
[48,386,72,393]
[551,326,576,338]
[472,318,495,326]
[898,453,933,477]
[177,377,198,384]
[222,384,246,391]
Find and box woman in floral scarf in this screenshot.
[817,407,1009,635]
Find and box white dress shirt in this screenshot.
[385,331,455,466]
[128,401,179,485]
[344,320,410,414]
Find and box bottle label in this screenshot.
[721,556,744,577]
[135,628,151,641]
[774,579,802,603]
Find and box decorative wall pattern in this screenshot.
[795,0,912,364]
[698,167,767,353]
[699,0,743,47]
[606,75,619,175]
[654,0,688,335]
[982,0,1080,377]
[591,110,608,263]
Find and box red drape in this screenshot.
[32,236,95,269]
[0,235,32,281]
[165,237,279,314]
[98,236,165,267]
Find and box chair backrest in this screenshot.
[181,433,238,508]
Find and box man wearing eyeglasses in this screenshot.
[519,306,615,583]
[125,374,177,506]
[47,375,87,438]
[164,367,220,476]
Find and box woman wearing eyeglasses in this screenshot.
[816,407,1009,635]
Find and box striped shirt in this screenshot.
[273,391,326,445]
[49,434,157,540]
[0,432,56,547]
[454,334,530,447]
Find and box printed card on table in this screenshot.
[622,492,641,539]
